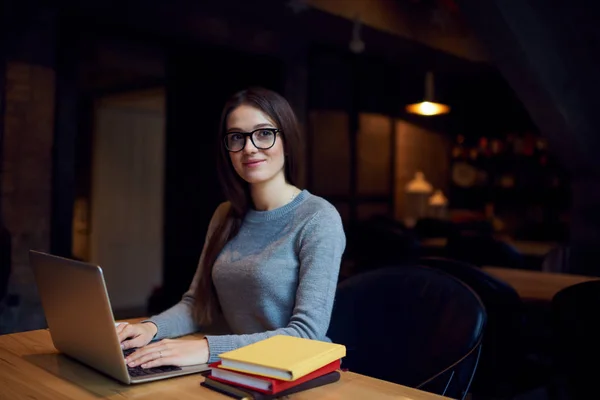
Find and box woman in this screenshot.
[118,87,346,369]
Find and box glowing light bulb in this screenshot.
[405,101,450,116]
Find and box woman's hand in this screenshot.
[117,322,157,350]
[124,338,210,368]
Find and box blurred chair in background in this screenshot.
[0,219,17,334]
[445,233,525,269]
[327,265,485,400]
[515,221,569,243]
[413,217,454,240]
[345,216,420,274]
[544,244,600,277]
[542,245,570,273]
[551,280,600,400]
[564,245,600,277]
[0,220,10,303]
[419,257,552,398]
[453,219,494,237]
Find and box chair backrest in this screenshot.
[327,265,486,399]
[563,245,600,277]
[543,244,600,277]
[0,223,11,302]
[454,220,493,237]
[542,245,570,273]
[347,219,420,271]
[552,280,600,399]
[413,217,454,239]
[418,257,527,395]
[445,233,524,269]
[367,214,407,231]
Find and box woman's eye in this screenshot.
[258,130,274,137]
[231,133,243,141]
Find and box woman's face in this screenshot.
[225,105,286,186]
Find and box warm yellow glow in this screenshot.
[405,101,450,116]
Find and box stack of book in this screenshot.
[201,335,346,400]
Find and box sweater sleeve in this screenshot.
[204,205,346,362]
[145,202,230,340]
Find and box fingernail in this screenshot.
[141,364,147,368]
[128,362,135,367]
[120,344,124,349]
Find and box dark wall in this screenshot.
[0,0,6,219]
[162,44,284,306]
[0,22,7,300]
[51,19,78,257]
[455,0,600,273]
[454,0,600,174]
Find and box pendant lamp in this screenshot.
[405,71,450,116]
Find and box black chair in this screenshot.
[327,265,485,399]
[346,219,420,273]
[564,245,600,277]
[419,257,551,398]
[454,220,494,237]
[445,233,525,269]
[367,214,407,231]
[543,244,600,277]
[0,222,10,303]
[412,218,455,258]
[515,221,569,243]
[551,280,600,400]
[413,217,454,240]
[542,245,570,273]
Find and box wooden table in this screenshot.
[483,266,599,302]
[421,237,555,257]
[0,324,449,400]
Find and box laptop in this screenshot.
[29,250,210,384]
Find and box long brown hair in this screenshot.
[193,87,304,325]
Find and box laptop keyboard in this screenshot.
[123,348,182,377]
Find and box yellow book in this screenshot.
[218,335,346,381]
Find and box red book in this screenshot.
[208,359,341,395]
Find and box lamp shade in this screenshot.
[405,101,450,116]
[405,71,450,116]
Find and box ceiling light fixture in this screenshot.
[405,71,450,116]
[349,14,365,54]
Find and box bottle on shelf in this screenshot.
[451,134,467,161]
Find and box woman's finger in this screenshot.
[117,324,135,343]
[125,342,161,362]
[129,349,166,368]
[125,349,150,365]
[140,349,171,369]
[115,323,127,334]
[124,336,160,357]
[135,338,169,352]
[125,339,171,363]
[121,335,147,351]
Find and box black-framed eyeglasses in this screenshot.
[223,128,281,152]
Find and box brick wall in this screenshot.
[1,62,55,332]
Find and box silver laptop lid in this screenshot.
[29,250,131,383]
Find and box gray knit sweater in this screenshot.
[147,190,346,363]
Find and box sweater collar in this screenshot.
[245,190,309,222]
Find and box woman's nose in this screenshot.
[242,138,258,153]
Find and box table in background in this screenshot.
[0,322,450,400]
[482,266,599,302]
[420,237,555,258]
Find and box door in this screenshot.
[90,89,165,313]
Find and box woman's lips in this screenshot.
[243,160,265,168]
